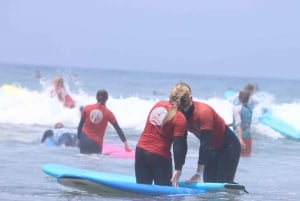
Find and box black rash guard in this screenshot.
[77,118,85,139]
[112,122,127,142]
[198,130,211,165]
[173,134,188,170]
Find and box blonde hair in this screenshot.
[161,82,191,129]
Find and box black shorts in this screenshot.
[203,126,241,183]
[79,132,101,154]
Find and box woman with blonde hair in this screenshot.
[135,83,190,187]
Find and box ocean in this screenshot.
[0,63,299,201]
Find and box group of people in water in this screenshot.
[41,77,257,187]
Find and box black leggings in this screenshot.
[135,147,172,186]
[79,132,101,154]
[203,126,241,183]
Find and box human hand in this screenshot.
[170,170,181,187]
[124,142,132,152]
[239,139,246,149]
[185,172,201,184]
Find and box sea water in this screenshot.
[0,63,300,201]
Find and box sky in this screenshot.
[0,0,299,79]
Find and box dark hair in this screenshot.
[96,90,108,104]
[180,82,192,92]
[239,89,250,104]
[41,130,54,143]
[244,83,257,93]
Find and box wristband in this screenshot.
[195,172,201,176]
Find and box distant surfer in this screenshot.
[152,90,165,96]
[35,69,42,79]
[227,83,256,157]
[232,89,253,157]
[40,122,77,147]
[51,76,75,108]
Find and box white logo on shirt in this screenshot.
[90,109,103,124]
[149,107,167,125]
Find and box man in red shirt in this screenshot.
[176,82,241,183]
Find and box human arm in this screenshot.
[77,118,85,140]
[233,105,246,149]
[237,125,246,149]
[185,164,205,184]
[112,121,132,151]
[185,130,210,183]
[41,129,54,143]
[171,135,188,186]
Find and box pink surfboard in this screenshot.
[102,143,135,159]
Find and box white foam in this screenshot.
[1,84,299,139]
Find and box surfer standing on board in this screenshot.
[51,76,75,108]
[175,82,241,184]
[77,89,131,154]
[135,83,189,187]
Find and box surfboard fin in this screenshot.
[224,183,249,194]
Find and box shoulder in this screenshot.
[173,111,187,126]
[153,101,170,109]
[155,100,169,106]
[194,101,209,108]
[175,110,186,120]
[100,105,112,113]
[84,103,105,112]
[194,101,213,113]
[83,103,94,110]
[233,104,242,113]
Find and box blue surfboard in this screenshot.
[259,112,300,140]
[43,138,58,147]
[43,164,246,196]
[224,90,237,100]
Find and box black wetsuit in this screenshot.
[135,135,187,186]
[201,126,241,183]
